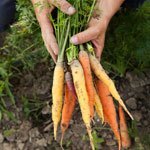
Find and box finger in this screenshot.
[70,27,99,45]
[42,29,57,63]
[41,23,59,55]
[45,43,57,63]
[92,34,105,61]
[49,33,59,55]
[48,0,76,15]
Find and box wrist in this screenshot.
[97,0,125,24]
[98,15,111,29]
[31,0,51,28]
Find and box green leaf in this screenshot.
[92,131,104,149]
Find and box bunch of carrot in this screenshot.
[49,0,133,149]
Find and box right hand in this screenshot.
[31,0,76,63]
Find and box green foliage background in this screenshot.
[0,0,149,118]
[103,2,150,76]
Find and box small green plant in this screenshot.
[82,130,104,149]
[128,120,139,138]
[22,96,47,123]
[92,131,104,149]
[3,129,16,138]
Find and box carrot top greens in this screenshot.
[50,0,96,63]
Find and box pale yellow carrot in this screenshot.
[71,60,95,150]
[89,55,133,120]
[52,62,64,140]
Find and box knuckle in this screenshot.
[55,0,70,11]
[76,34,83,43]
[61,1,70,9]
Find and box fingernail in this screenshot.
[70,36,78,45]
[67,7,76,15]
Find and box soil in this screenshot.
[0,62,150,150]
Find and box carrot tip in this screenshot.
[54,123,58,141]
[87,127,95,150]
[60,132,65,150]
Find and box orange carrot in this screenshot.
[79,50,95,119]
[119,105,131,149]
[61,84,76,137]
[95,79,121,150]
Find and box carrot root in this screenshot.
[52,62,64,140]
[94,87,104,123]
[119,105,131,149]
[61,83,76,143]
[79,50,95,119]
[89,55,133,120]
[95,79,121,150]
[71,60,95,150]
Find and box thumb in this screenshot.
[70,27,99,45]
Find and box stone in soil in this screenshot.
[33,76,51,96]
[35,138,47,147]
[16,121,32,142]
[132,111,142,122]
[29,127,40,138]
[17,142,25,150]
[101,132,107,138]
[106,134,112,139]
[16,130,29,143]
[126,97,137,110]
[2,143,14,150]
[141,106,147,113]
[143,120,149,126]
[41,105,51,115]
[106,139,117,146]
[44,133,53,145]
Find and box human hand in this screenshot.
[70,0,125,60]
[31,0,76,63]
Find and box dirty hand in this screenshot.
[31,0,76,62]
[70,0,125,60]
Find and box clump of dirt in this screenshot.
[0,62,149,150]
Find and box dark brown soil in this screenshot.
[0,62,150,150]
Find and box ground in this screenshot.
[0,62,149,150]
